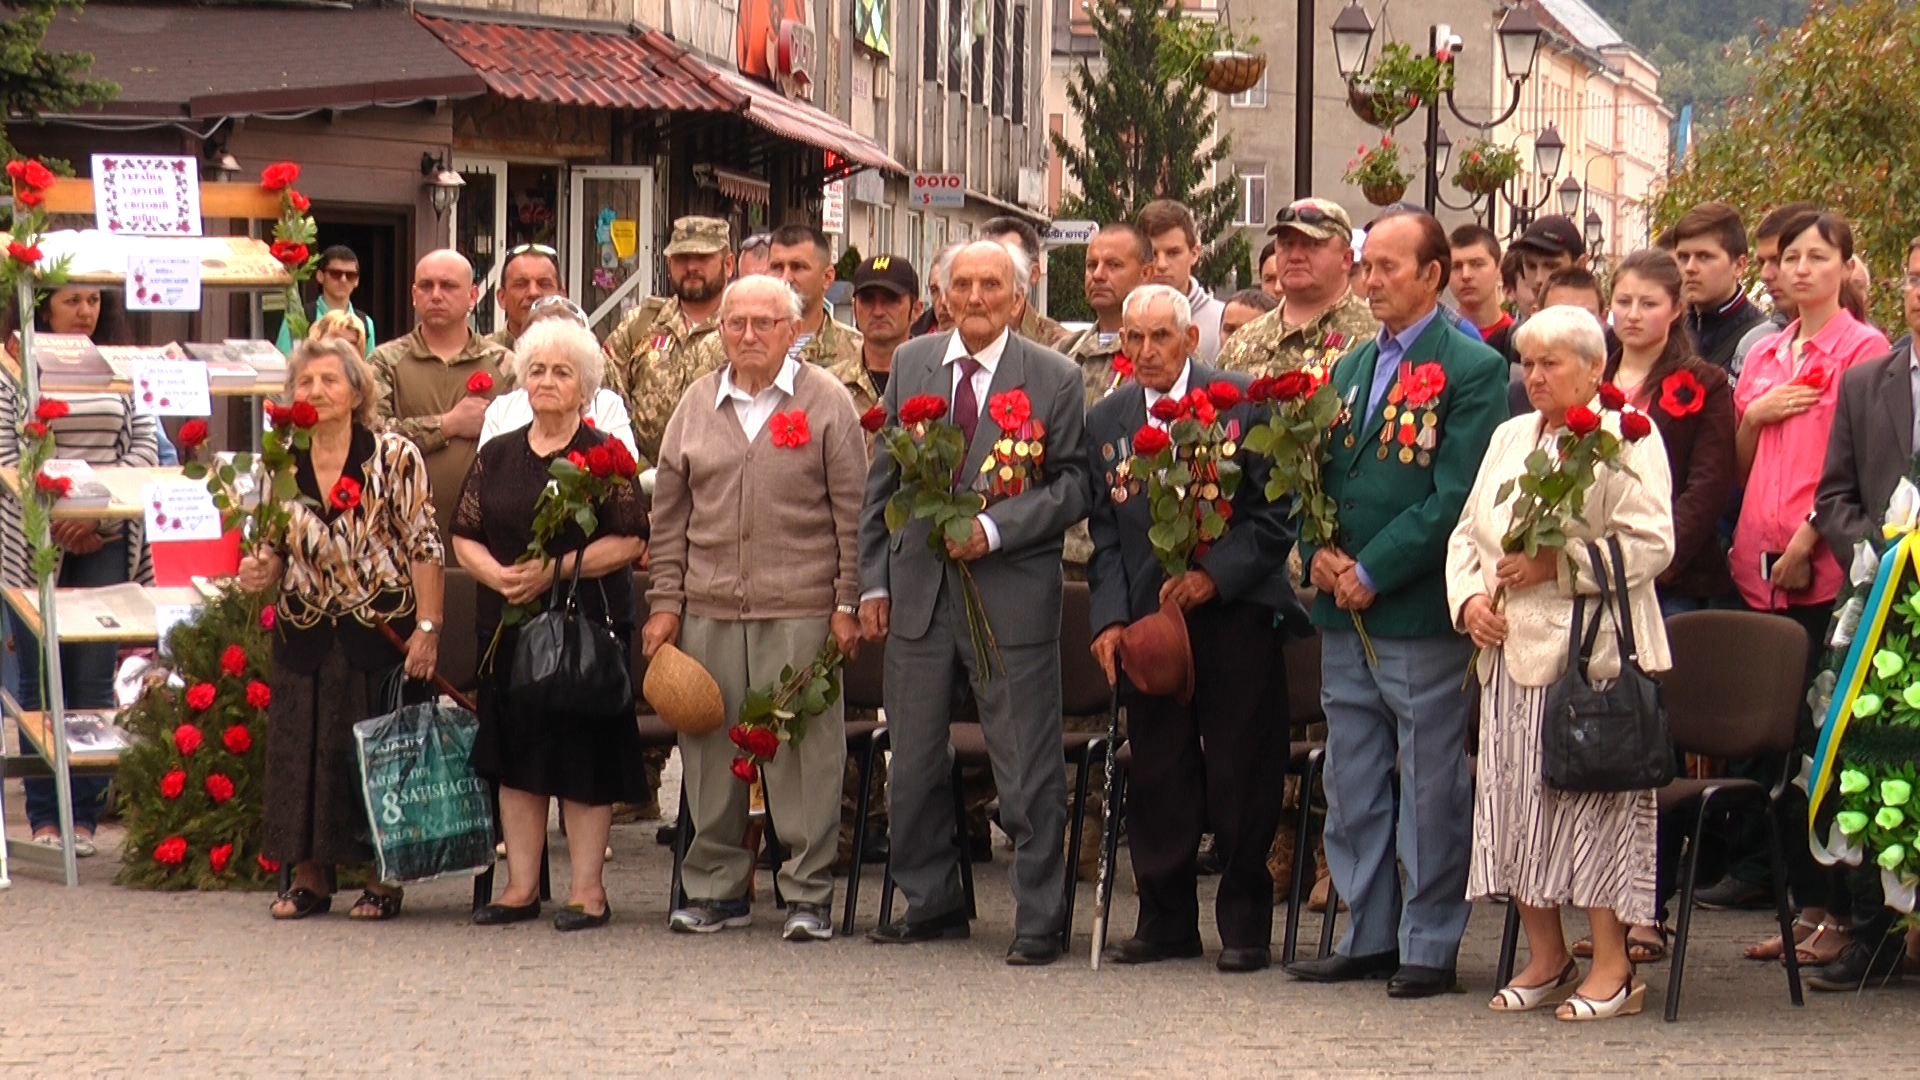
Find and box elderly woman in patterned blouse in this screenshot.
[237,337,446,923]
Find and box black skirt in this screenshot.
[466,624,649,806]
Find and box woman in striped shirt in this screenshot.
[2,286,160,854]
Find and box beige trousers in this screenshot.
[678,614,845,908]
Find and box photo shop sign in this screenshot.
[92,155,202,237]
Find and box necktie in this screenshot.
[954,355,983,450]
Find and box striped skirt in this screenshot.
[1467,656,1657,925]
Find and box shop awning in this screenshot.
[41,5,486,120]
[415,15,904,178]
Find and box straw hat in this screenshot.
[1119,597,1194,703]
[643,644,726,735]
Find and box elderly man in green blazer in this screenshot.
[1283,208,1507,999]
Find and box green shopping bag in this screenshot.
[353,699,495,884]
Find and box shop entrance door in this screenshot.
[567,166,655,340]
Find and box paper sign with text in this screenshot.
[130,360,212,417]
[91,155,201,236]
[126,252,202,311]
[143,481,223,541]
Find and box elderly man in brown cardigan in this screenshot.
[643,275,868,942]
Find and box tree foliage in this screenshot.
[1587,0,1804,122]
[1651,0,1918,330]
[1050,0,1245,288]
[0,0,117,165]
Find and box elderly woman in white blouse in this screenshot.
[1446,305,1675,1022]
[478,296,638,458]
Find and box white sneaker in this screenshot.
[782,903,833,942]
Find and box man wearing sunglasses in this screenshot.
[604,215,734,467]
[1217,198,1378,379]
[483,243,563,351]
[274,245,375,357]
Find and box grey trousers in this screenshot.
[1319,628,1476,970]
[884,582,1067,938]
[678,614,845,908]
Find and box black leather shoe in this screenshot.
[1217,946,1272,973]
[1806,938,1905,991]
[472,899,541,926]
[1006,936,1063,966]
[1386,963,1457,998]
[1285,949,1399,982]
[553,903,612,932]
[1105,937,1204,964]
[867,907,971,944]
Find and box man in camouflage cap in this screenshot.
[1216,197,1378,377]
[603,215,734,467]
[766,223,864,375]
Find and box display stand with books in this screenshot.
[1,173,294,887]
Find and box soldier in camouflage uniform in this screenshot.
[482,243,562,353]
[835,254,922,414]
[603,216,734,468]
[1216,198,1379,379]
[765,223,864,379]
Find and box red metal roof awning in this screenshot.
[416,16,904,178]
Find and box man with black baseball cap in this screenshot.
[834,254,923,412]
[1510,215,1588,313]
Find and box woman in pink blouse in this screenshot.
[1729,210,1888,964]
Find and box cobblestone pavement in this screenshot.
[3,782,1915,1078]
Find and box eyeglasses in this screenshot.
[1905,274,1920,291]
[739,233,773,254]
[528,295,590,328]
[506,243,558,259]
[721,315,787,337]
[1273,204,1341,229]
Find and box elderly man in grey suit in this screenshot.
[857,239,1092,966]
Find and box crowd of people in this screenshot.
[12,185,1919,1018]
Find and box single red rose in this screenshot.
[606,439,638,478]
[154,837,188,865]
[860,404,887,433]
[160,769,186,799]
[1207,381,1243,408]
[730,757,759,783]
[1132,424,1172,457]
[585,445,615,477]
[18,160,54,190]
[1404,362,1448,406]
[769,410,810,449]
[900,394,948,425]
[34,471,71,499]
[4,161,20,181]
[264,401,291,427]
[223,724,253,754]
[269,240,308,268]
[14,188,41,208]
[1658,369,1706,418]
[204,773,235,803]
[988,389,1032,430]
[220,644,248,677]
[260,162,301,191]
[328,475,361,511]
[1620,409,1654,442]
[22,420,46,439]
[1564,405,1601,436]
[288,190,310,213]
[245,681,271,709]
[210,843,234,874]
[1149,397,1183,423]
[1597,383,1628,410]
[176,418,209,453]
[259,605,277,630]
[566,450,587,469]
[466,370,494,395]
[289,400,319,428]
[1185,389,1217,424]
[33,397,67,421]
[257,853,281,873]
[744,726,780,759]
[185,683,216,711]
[1244,376,1275,402]
[728,725,752,750]
[1271,371,1316,401]
[174,723,204,756]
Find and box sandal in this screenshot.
[1744,917,1817,961]
[1556,977,1646,1022]
[349,889,403,921]
[1572,925,1668,963]
[1490,958,1581,1012]
[270,887,333,920]
[1791,922,1850,966]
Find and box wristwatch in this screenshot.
[417,619,440,635]
[835,604,858,616]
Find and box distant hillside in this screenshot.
[1585,0,1808,122]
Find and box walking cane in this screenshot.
[374,620,477,713]
[1090,660,1123,970]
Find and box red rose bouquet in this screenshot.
[181,394,318,554]
[261,162,321,340]
[481,435,640,669]
[727,637,844,782]
[874,393,1002,678]
[1126,383,1244,578]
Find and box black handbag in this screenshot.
[1540,536,1675,793]
[508,554,634,719]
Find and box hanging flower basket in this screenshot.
[1453,138,1523,197]
[1343,137,1412,207]
[1362,182,1408,207]
[1202,51,1269,95]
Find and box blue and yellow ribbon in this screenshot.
[1809,531,1920,833]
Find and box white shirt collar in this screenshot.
[943,327,1011,373]
[1142,361,1193,415]
[715,355,800,408]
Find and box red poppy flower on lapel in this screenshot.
[769,410,810,449]
[1658,369,1706,418]
[1112,354,1135,380]
[1792,365,1830,391]
[1404,362,1447,407]
[328,475,362,511]
[987,389,1031,430]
